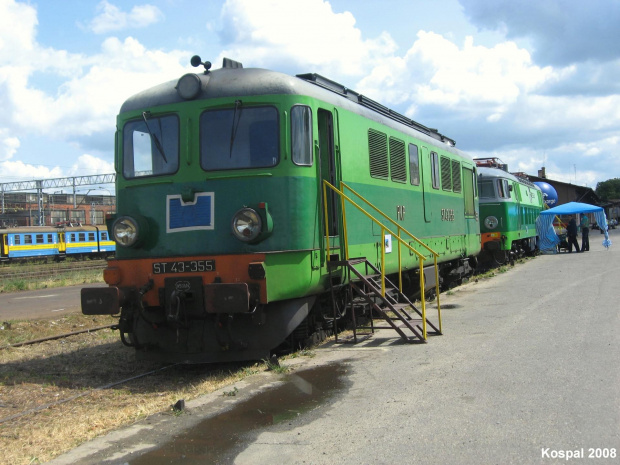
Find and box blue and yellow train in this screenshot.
[0,225,115,262]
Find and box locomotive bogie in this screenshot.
[127,295,316,363]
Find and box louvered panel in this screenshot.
[441,156,452,191]
[368,129,388,179]
[452,159,461,192]
[389,137,406,183]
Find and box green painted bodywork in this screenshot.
[113,76,481,304]
[479,169,543,250]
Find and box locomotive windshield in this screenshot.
[122,114,179,178]
[479,178,511,199]
[479,180,495,199]
[200,106,279,170]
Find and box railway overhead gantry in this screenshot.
[0,174,116,226]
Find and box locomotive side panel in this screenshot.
[320,104,480,274]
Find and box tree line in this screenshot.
[596,178,620,200]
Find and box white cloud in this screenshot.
[2,27,187,139]
[511,94,620,133]
[0,0,186,182]
[475,135,620,188]
[0,129,19,161]
[88,1,164,34]
[359,32,556,113]
[0,0,37,61]
[217,0,397,76]
[29,37,187,139]
[0,153,113,185]
[67,154,114,176]
[0,159,64,181]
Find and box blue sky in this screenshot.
[1,0,619,192]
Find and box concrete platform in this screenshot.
[49,228,620,464]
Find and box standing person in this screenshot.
[566,218,580,253]
[580,213,590,252]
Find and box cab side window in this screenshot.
[291,106,313,166]
[497,179,511,199]
[431,152,440,189]
[409,144,420,186]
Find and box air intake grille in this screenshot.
[368,129,388,179]
[389,138,406,183]
[441,156,452,191]
[452,160,462,192]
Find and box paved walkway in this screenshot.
[50,228,620,464]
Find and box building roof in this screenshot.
[520,173,603,206]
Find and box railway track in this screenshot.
[0,260,107,281]
[0,324,115,351]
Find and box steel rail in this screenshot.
[0,262,106,281]
[0,324,115,351]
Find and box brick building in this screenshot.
[0,192,115,228]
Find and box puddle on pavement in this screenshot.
[129,362,349,465]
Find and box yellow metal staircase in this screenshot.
[329,257,441,343]
[323,180,443,343]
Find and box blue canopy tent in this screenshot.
[536,202,611,251]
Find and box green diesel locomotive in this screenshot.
[81,57,481,363]
[477,160,544,265]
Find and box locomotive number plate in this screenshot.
[152,260,215,274]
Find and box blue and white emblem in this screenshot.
[166,192,214,233]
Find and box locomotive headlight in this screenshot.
[112,216,140,247]
[176,73,201,100]
[232,208,262,242]
[484,216,499,229]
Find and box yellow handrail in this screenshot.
[340,182,443,335]
[341,182,438,256]
[322,180,442,338]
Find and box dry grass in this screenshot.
[0,314,277,465]
[0,266,104,294]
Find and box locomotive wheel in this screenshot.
[492,250,507,265]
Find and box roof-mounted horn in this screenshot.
[190,55,212,73]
